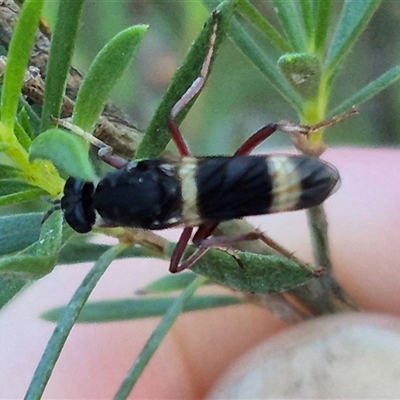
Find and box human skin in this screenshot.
[0,148,399,398]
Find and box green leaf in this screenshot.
[0,142,10,152]
[0,164,23,179]
[114,276,207,399]
[0,212,42,256]
[40,0,85,132]
[19,107,35,140]
[237,0,292,53]
[29,128,97,181]
[313,0,333,55]
[19,98,41,136]
[136,1,234,159]
[325,0,381,83]
[278,53,321,99]
[14,120,32,150]
[0,210,63,279]
[0,274,29,309]
[138,272,199,294]
[57,238,159,265]
[25,243,128,400]
[329,63,400,117]
[228,17,303,112]
[42,294,241,323]
[1,0,44,131]
[0,179,45,206]
[272,0,307,52]
[73,25,148,132]
[178,246,315,294]
[300,0,314,41]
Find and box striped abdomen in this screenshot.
[179,155,340,224]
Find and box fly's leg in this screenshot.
[167,10,219,156]
[167,11,220,272]
[234,106,359,156]
[52,117,129,169]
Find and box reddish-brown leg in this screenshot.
[167,11,219,157]
[52,117,130,169]
[234,123,278,155]
[169,227,193,273]
[167,12,220,272]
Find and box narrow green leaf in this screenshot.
[42,294,241,323]
[28,210,63,259]
[136,1,234,159]
[314,0,333,55]
[139,272,199,294]
[14,121,32,150]
[177,246,315,293]
[228,18,303,112]
[325,0,381,82]
[300,0,314,41]
[19,98,41,135]
[114,276,207,399]
[0,212,42,256]
[0,211,63,278]
[29,128,96,181]
[198,0,304,115]
[272,0,307,52]
[41,0,85,132]
[58,239,159,265]
[0,164,23,179]
[0,254,53,279]
[73,25,148,132]
[1,0,44,131]
[0,274,29,309]
[19,107,35,139]
[237,0,292,53]
[329,63,400,118]
[0,142,10,152]
[25,244,127,400]
[0,179,45,206]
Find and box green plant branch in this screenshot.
[25,243,128,400]
[237,0,293,52]
[40,0,85,132]
[272,0,307,52]
[114,275,207,400]
[300,0,314,45]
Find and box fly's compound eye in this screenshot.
[61,177,96,233]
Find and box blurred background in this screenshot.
[43,1,400,154]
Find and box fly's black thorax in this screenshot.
[93,159,182,230]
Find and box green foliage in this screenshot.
[180,245,318,294]
[25,243,129,400]
[40,0,85,132]
[206,0,391,138]
[42,294,242,323]
[73,25,148,132]
[29,128,96,181]
[0,0,45,131]
[0,0,398,398]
